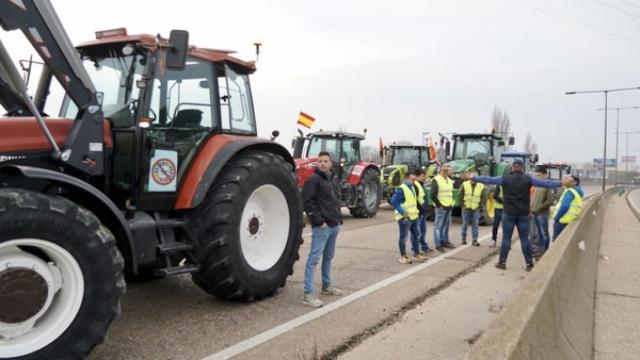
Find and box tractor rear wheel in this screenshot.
[188,151,303,301]
[0,188,125,359]
[349,168,382,218]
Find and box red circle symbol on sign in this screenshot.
[151,158,177,185]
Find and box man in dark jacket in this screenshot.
[301,151,344,308]
[469,159,569,271]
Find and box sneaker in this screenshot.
[435,246,445,252]
[322,286,344,296]
[495,262,506,270]
[525,263,534,272]
[461,239,467,245]
[443,242,456,249]
[302,294,324,308]
[489,241,497,248]
[424,248,434,253]
[413,253,428,262]
[472,241,480,247]
[398,255,413,264]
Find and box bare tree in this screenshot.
[523,132,537,154]
[490,106,512,145]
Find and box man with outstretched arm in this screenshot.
[464,159,570,271]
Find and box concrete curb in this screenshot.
[468,189,613,360]
[624,187,640,221]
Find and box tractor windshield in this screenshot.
[452,138,491,163]
[547,167,562,180]
[60,47,142,126]
[307,137,339,160]
[386,148,420,167]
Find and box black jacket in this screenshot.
[502,172,533,216]
[302,168,342,227]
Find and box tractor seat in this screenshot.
[172,109,203,127]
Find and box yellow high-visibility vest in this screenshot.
[394,183,419,221]
[462,180,485,210]
[494,186,504,210]
[553,187,583,224]
[415,182,426,206]
[434,174,453,207]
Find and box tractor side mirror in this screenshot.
[270,130,280,141]
[167,30,189,69]
[532,153,539,163]
[352,139,360,150]
[292,137,304,158]
[508,136,515,146]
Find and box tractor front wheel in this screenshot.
[0,188,124,360]
[188,151,303,301]
[349,168,382,218]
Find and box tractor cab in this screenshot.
[501,151,539,174]
[293,131,382,218]
[381,144,435,201]
[56,29,259,209]
[293,131,364,183]
[443,132,513,225]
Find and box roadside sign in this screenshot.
[621,156,636,163]
[593,158,617,167]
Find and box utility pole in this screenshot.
[596,106,640,185]
[566,86,640,192]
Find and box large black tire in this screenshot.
[349,168,382,218]
[0,188,125,360]
[188,151,303,301]
[479,188,495,226]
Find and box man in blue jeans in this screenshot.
[431,165,455,251]
[468,160,569,271]
[391,172,427,264]
[530,166,555,259]
[301,151,344,308]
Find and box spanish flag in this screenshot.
[297,112,315,129]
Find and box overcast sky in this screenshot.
[2,0,640,165]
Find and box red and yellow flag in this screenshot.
[297,111,315,129]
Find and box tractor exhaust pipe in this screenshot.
[0,39,61,158]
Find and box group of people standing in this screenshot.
[390,158,584,272]
[298,152,584,308]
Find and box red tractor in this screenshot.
[0,1,303,358]
[293,131,382,217]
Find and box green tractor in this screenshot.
[443,133,513,225]
[380,144,436,203]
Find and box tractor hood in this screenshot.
[445,159,475,174]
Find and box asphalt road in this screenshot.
[90,183,603,360]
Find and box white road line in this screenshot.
[202,232,495,360]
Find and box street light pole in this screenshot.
[615,130,640,182]
[565,86,640,192]
[596,106,640,185]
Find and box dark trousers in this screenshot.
[492,208,503,241]
[398,219,420,256]
[499,213,534,265]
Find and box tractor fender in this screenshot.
[347,161,380,185]
[0,164,137,271]
[175,134,294,210]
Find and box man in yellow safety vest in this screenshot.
[431,165,455,251]
[491,186,504,248]
[459,178,485,246]
[552,175,583,240]
[391,172,428,264]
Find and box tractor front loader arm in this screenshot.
[0,0,105,175]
